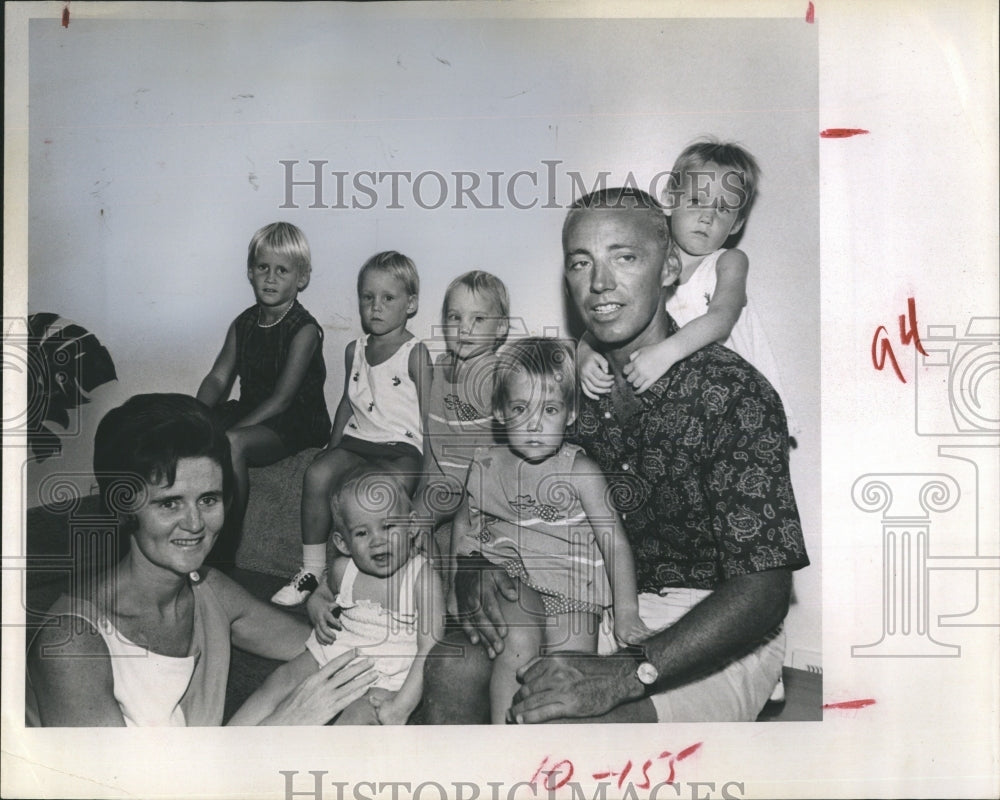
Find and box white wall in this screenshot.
[25,10,820,661]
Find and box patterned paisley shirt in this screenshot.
[571,331,809,593]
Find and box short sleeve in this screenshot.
[705,382,809,579]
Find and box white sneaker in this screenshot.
[271,567,324,606]
[768,674,786,704]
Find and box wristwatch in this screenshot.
[636,658,659,686]
[621,645,659,688]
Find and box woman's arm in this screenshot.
[371,559,445,724]
[204,569,311,660]
[232,324,321,429]
[623,249,750,392]
[196,322,238,408]
[26,615,126,726]
[230,648,378,726]
[573,454,650,644]
[328,341,357,448]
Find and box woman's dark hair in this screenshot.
[92,393,234,517]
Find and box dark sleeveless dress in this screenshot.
[217,300,331,450]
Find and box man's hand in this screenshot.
[306,581,342,645]
[508,651,643,724]
[454,555,518,658]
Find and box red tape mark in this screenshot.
[806,2,815,23]
[823,698,876,710]
[820,128,870,138]
[62,3,70,28]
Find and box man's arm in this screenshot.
[509,567,791,723]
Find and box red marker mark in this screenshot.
[820,128,869,138]
[535,742,703,792]
[824,698,876,710]
[62,3,70,28]
[871,297,928,384]
[806,2,815,23]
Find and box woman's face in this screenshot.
[130,456,225,576]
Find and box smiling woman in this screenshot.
[26,393,378,727]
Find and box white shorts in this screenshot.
[599,588,785,722]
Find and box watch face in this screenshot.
[637,661,658,685]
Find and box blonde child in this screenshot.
[451,338,651,724]
[272,251,431,606]
[197,222,331,552]
[578,139,797,442]
[231,471,443,725]
[414,271,509,557]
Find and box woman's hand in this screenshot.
[307,581,341,645]
[261,649,377,726]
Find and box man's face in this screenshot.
[563,206,669,349]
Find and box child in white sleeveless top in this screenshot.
[272,251,431,608]
[236,471,443,725]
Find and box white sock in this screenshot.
[302,543,327,575]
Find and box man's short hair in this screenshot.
[562,187,670,250]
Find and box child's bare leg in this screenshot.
[227,425,288,527]
[490,582,547,724]
[370,451,423,497]
[228,650,318,726]
[301,448,367,545]
[541,610,600,655]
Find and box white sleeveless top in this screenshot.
[665,248,799,436]
[305,553,426,691]
[26,579,231,727]
[344,335,422,452]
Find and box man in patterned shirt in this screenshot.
[423,187,808,723]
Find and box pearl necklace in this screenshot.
[258,302,293,328]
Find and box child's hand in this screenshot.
[307,582,341,645]
[369,689,411,725]
[580,350,614,399]
[614,613,655,646]
[623,343,676,393]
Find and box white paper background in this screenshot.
[3,2,997,799]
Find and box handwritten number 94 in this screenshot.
[872,297,928,383]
